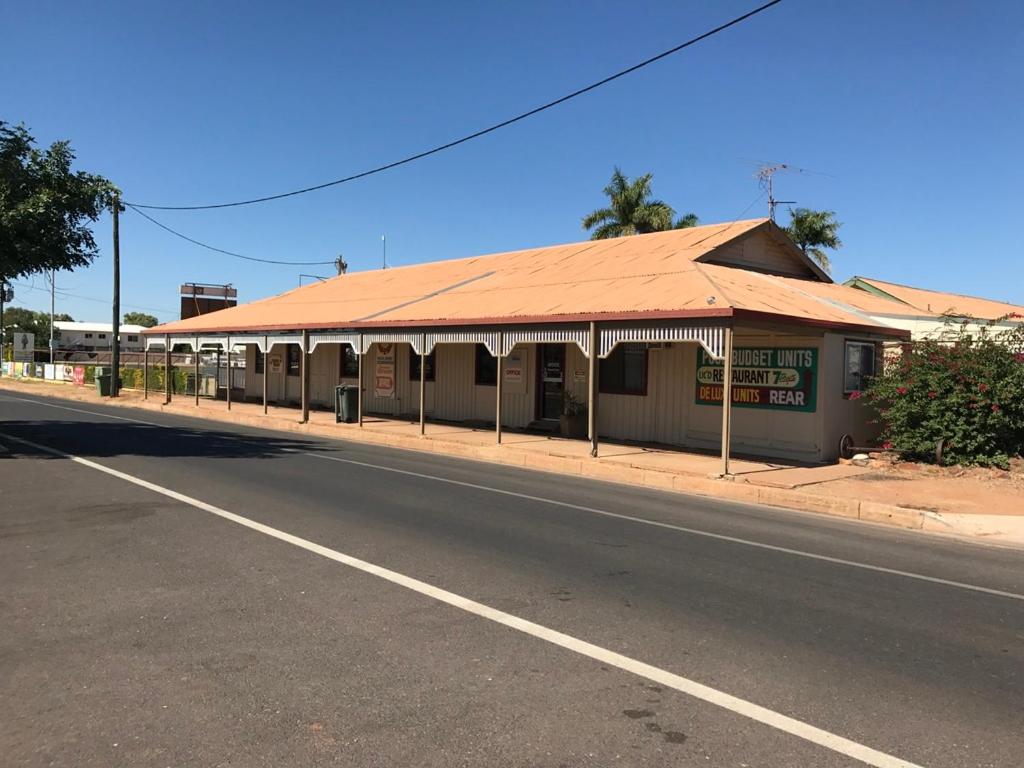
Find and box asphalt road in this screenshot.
[1,391,1021,768]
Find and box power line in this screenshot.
[9,280,177,315]
[127,205,337,266]
[125,0,784,211]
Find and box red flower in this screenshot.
[928,391,938,399]
[992,404,1001,412]
[896,386,907,395]
[978,382,989,393]
[849,390,862,400]
[882,441,893,450]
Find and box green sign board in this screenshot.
[695,347,818,412]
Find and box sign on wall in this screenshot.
[695,347,818,412]
[269,355,283,374]
[374,343,396,398]
[503,349,526,394]
[72,366,86,386]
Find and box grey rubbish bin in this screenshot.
[335,384,359,423]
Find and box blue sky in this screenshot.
[3,0,1023,323]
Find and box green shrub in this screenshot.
[864,318,1024,468]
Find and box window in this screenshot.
[84,333,93,339]
[340,345,359,377]
[254,346,265,374]
[98,333,107,339]
[127,335,138,342]
[287,344,301,376]
[474,343,497,386]
[599,343,648,395]
[409,347,436,381]
[844,341,877,393]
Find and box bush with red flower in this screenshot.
[864,318,1024,468]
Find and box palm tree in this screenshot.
[785,208,842,273]
[582,168,698,239]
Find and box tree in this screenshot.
[1,306,72,344]
[0,121,118,283]
[582,168,698,240]
[785,208,842,273]
[123,311,158,327]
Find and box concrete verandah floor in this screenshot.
[159,393,861,488]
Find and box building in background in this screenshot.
[843,276,1024,340]
[180,283,237,320]
[54,321,147,352]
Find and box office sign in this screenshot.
[696,347,818,412]
[374,343,396,398]
[503,349,526,394]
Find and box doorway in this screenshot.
[536,343,566,420]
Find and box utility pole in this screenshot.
[111,196,122,397]
[49,269,55,364]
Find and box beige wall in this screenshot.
[242,328,886,463]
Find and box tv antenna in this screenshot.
[757,163,797,222]
[335,254,348,275]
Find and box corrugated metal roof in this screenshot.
[848,277,1024,320]
[147,220,906,337]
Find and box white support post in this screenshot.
[720,326,734,477]
[143,348,149,400]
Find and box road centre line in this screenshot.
[3,392,1022,602]
[305,452,1024,602]
[0,430,922,768]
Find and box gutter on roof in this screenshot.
[143,305,906,339]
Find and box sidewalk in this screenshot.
[3,376,1022,546]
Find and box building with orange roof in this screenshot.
[144,220,909,467]
[843,276,1024,340]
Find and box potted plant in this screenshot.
[559,391,588,439]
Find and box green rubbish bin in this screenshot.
[335,384,359,423]
[95,373,112,396]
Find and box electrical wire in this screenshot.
[127,205,337,266]
[125,0,784,211]
[9,279,177,315]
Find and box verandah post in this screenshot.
[226,336,232,410]
[164,334,171,404]
[357,334,364,427]
[262,337,268,414]
[496,332,504,444]
[588,321,599,458]
[301,330,310,423]
[419,335,426,436]
[194,336,200,406]
[720,325,734,477]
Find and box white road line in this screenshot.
[0,394,164,427]
[305,453,1024,602]
[0,430,921,768]
[4,391,1022,602]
